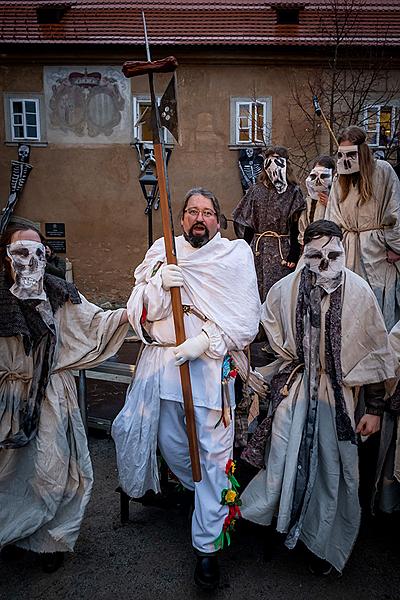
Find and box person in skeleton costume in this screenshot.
[240,219,396,574]
[382,320,400,512]
[298,155,335,244]
[112,188,260,590]
[0,217,129,572]
[238,148,264,193]
[326,126,400,513]
[233,146,305,303]
[326,126,400,331]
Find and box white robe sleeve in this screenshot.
[143,268,172,321]
[54,294,129,371]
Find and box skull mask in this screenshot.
[306,166,333,200]
[18,144,30,163]
[264,156,288,194]
[7,240,47,300]
[336,145,359,175]
[303,235,345,294]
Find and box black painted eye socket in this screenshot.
[347,152,357,159]
[305,252,323,259]
[327,251,342,260]
[309,174,317,180]
[338,152,343,159]
[12,248,29,258]
[320,173,330,179]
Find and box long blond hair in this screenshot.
[337,126,375,204]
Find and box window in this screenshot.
[4,93,46,143]
[10,98,40,141]
[276,9,300,25]
[230,97,272,146]
[132,96,170,144]
[36,7,68,24]
[362,104,399,147]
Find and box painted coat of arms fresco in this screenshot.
[44,67,131,143]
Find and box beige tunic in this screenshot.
[326,160,400,330]
[298,195,327,244]
[0,295,128,553]
[241,267,396,572]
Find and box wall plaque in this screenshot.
[45,222,65,237]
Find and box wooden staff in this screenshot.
[313,95,339,148]
[122,14,201,482]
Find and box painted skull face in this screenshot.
[7,240,47,300]
[336,145,359,175]
[306,166,333,200]
[264,156,288,194]
[18,144,30,163]
[303,235,345,293]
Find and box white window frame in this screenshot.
[362,103,400,147]
[10,98,40,141]
[132,95,171,144]
[4,93,46,143]
[230,96,272,146]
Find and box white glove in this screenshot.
[173,331,210,366]
[161,264,184,291]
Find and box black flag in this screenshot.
[159,73,180,144]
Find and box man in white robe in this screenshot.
[0,219,129,572]
[241,219,396,574]
[112,187,260,589]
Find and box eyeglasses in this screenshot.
[184,208,217,219]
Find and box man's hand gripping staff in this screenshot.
[122,14,202,482]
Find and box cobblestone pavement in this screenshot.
[1,432,400,600]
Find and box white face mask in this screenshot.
[303,235,345,294]
[305,166,333,200]
[336,145,359,175]
[7,240,47,301]
[264,156,288,194]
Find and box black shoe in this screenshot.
[194,555,220,591]
[0,544,25,561]
[41,552,64,573]
[308,556,333,576]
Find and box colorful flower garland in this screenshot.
[214,459,241,550]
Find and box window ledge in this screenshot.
[5,141,48,148]
[228,144,266,150]
[129,142,174,149]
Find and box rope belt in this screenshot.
[254,231,289,261]
[343,226,383,233]
[147,305,208,347]
[182,304,208,322]
[1,372,32,383]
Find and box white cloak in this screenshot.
[112,233,261,498]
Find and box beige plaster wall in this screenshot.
[1,51,397,303]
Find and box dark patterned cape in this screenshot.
[0,272,81,448]
[232,182,305,301]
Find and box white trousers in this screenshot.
[158,399,234,554]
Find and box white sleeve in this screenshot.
[202,320,236,359]
[143,265,172,321]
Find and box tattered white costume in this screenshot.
[112,233,260,553]
[326,160,400,330]
[0,295,128,553]
[241,266,396,572]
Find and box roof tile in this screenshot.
[0,0,398,46]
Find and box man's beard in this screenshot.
[184,222,210,248]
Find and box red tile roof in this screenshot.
[0,0,398,47]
